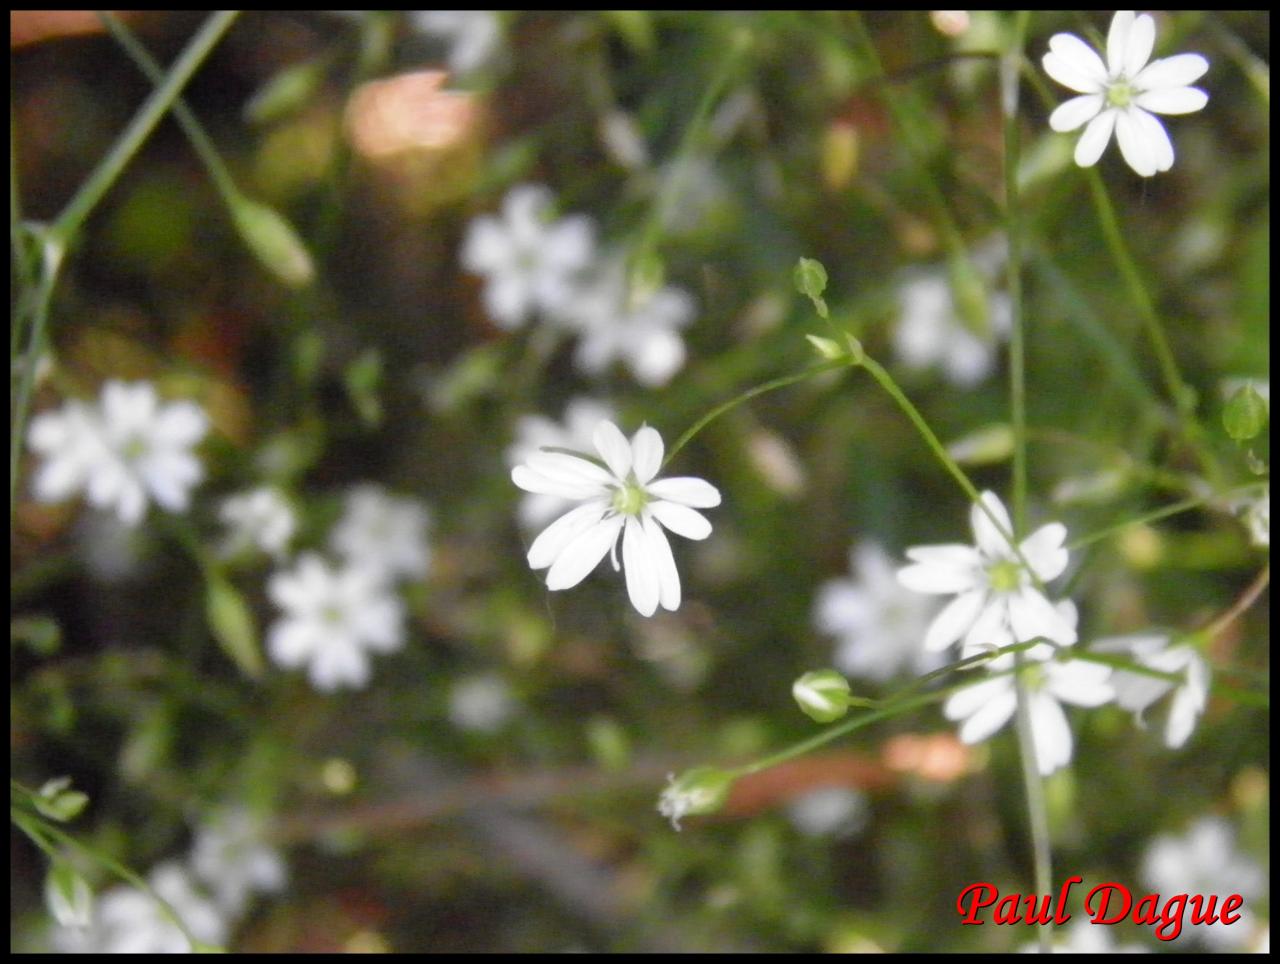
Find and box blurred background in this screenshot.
[10,10,1269,953]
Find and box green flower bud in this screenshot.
[45,861,93,928]
[792,669,852,724]
[794,256,830,319]
[658,767,735,830]
[205,574,264,679]
[947,423,1014,466]
[35,778,89,822]
[947,252,990,340]
[1223,384,1268,441]
[230,195,315,288]
[806,334,844,361]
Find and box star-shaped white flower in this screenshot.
[267,554,406,691]
[330,483,431,583]
[218,486,296,561]
[512,420,721,617]
[27,380,208,527]
[897,491,1076,654]
[461,184,595,330]
[1043,10,1209,177]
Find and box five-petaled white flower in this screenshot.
[267,553,406,691]
[813,541,942,683]
[330,483,432,583]
[218,487,296,561]
[461,184,595,330]
[943,602,1114,775]
[1090,632,1210,748]
[1043,10,1209,177]
[897,491,1076,654]
[27,380,208,527]
[512,420,721,617]
[559,259,696,387]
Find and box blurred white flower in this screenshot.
[27,381,208,527]
[813,541,941,683]
[893,270,1012,387]
[1142,817,1267,950]
[512,420,721,617]
[410,10,501,75]
[54,861,226,954]
[1043,10,1209,177]
[330,484,431,582]
[190,808,287,917]
[943,615,1113,776]
[507,397,617,531]
[461,184,595,330]
[267,553,406,691]
[218,487,296,560]
[448,674,516,733]
[1018,918,1149,953]
[786,786,869,838]
[561,260,696,387]
[897,491,1076,654]
[1091,633,1210,748]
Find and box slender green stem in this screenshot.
[1002,11,1031,538]
[1066,480,1268,552]
[664,361,843,467]
[98,13,240,206]
[1011,655,1053,954]
[49,11,239,244]
[1198,564,1270,644]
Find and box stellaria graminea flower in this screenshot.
[461,184,595,330]
[512,420,721,617]
[190,807,287,917]
[1043,10,1209,177]
[943,602,1113,775]
[27,380,208,527]
[267,553,406,691]
[1091,632,1210,748]
[218,486,296,561]
[896,491,1076,654]
[330,483,431,583]
[813,541,942,683]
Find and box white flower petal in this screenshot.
[961,596,1011,653]
[1074,109,1117,167]
[622,515,660,616]
[1028,691,1073,775]
[527,451,616,488]
[971,491,1015,559]
[1135,85,1208,115]
[592,420,633,480]
[527,500,610,570]
[1136,53,1209,91]
[944,675,1012,722]
[1008,586,1078,644]
[630,425,664,484]
[1044,35,1109,93]
[1044,660,1115,707]
[955,686,1018,744]
[898,560,980,595]
[1019,522,1069,582]
[643,514,682,611]
[904,544,982,569]
[545,513,624,590]
[1133,107,1176,171]
[646,476,721,508]
[1106,10,1137,77]
[1115,107,1159,176]
[1050,93,1105,132]
[924,589,986,651]
[648,500,712,541]
[1122,12,1156,78]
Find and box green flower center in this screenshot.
[988,559,1023,593]
[612,481,649,516]
[1106,79,1135,109]
[1020,661,1046,690]
[121,435,148,461]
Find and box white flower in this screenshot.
[54,861,226,954]
[267,553,406,691]
[190,808,287,917]
[786,786,869,838]
[1091,633,1210,748]
[218,487,296,560]
[507,397,617,531]
[410,10,502,75]
[27,381,208,527]
[330,484,431,583]
[893,270,1012,387]
[448,674,516,733]
[943,617,1114,776]
[813,541,942,683]
[897,491,1076,655]
[512,420,721,617]
[560,259,696,387]
[461,184,595,330]
[1043,10,1209,177]
[1142,817,1266,950]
